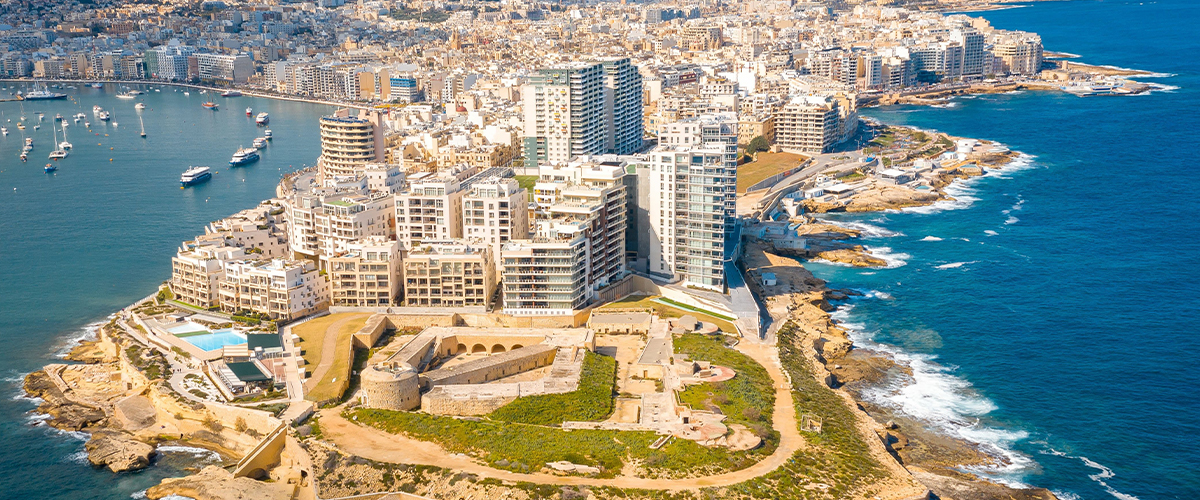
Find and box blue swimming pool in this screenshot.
[181,329,247,352]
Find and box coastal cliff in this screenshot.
[743,241,1059,500]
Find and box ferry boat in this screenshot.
[253,137,267,148]
[22,89,68,100]
[44,164,56,173]
[229,147,260,166]
[263,129,272,139]
[222,90,243,97]
[135,102,146,110]
[202,101,219,110]
[98,111,110,121]
[255,112,269,125]
[180,166,212,186]
[246,107,253,116]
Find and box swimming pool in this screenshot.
[181,328,247,352]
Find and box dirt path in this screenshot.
[302,314,368,393]
[318,340,804,491]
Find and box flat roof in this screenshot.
[590,312,652,325]
[226,361,270,382]
[247,333,282,350]
[637,338,672,366]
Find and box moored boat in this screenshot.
[263,129,272,139]
[255,112,269,125]
[202,101,219,110]
[222,90,243,97]
[229,147,260,166]
[253,137,267,148]
[180,166,212,186]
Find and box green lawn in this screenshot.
[489,351,616,425]
[675,334,776,431]
[737,152,808,193]
[351,407,771,479]
[294,313,370,403]
[599,295,738,334]
[514,175,537,201]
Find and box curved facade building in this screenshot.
[318,115,378,179]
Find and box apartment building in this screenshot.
[328,237,401,307]
[991,31,1044,75]
[217,259,329,321]
[394,173,465,250]
[775,95,843,154]
[461,177,530,255]
[500,233,589,316]
[287,192,395,263]
[195,53,253,83]
[402,241,495,308]
[171,245,245,309]
[317,111,387,179]
[531,160,628,291]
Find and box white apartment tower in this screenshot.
[522,59,644,167]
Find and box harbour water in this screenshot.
[0,84,333,498]
[820,1,1198,499]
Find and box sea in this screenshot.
[0,85,334,498]
[0,1,1196,499]
[808,1,1198,499]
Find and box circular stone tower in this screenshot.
[360,361,420,411]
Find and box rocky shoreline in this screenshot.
[743,241,1057,500]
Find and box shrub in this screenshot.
[488,351,616,426]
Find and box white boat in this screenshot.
[180,166,212,186]
[263,129,272,139]
[253,137,267,148]
[135,102,146,110]
[183,91,190,96]
[49,124,67,159]
[116,93,135,99]
[128,89,144,95]
[229,147,260,165]
[98,111,110,121]
[0,127,6,135]
[33,125,40,130]
[246,107,253,116]
[255,112,269,125]
[92,105,103,114]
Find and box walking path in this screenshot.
[301,314,368,393]
[318,340,804,491]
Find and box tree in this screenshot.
[747,135,769,154]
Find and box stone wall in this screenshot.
[421,388,517,416]
[422,345,557,387]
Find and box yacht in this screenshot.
[20,152,27,161]
[202,101,219,110]
[253,137,267,148]
[22,88,68,100]
[93,105,103,114]
[255,112,269,125]
[48,149,68,159]
[16,123,25,130]
[127,89,144,95]
[98,111,110,121]
[135,102,146,110]
[263,129,272,139]
[25,137,33,148]
[44,164,56,173]
[183,91,190,96]
[89,83,104,89]
[222,90,243,97]
[116,93,136,100]
[246,107,253,116]
[229,147,260,166]
[1,127,6,135]
[180,166,212,186]
[54,114,63,121]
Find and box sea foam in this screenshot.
[920,236,944,242]
[863,246,909,268]
[935,261,976,269]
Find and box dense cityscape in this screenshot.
[6,0,1176,500]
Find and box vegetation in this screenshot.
[736,152,808,193]
[675,334,775,432]
[746,135,770,154]
[489,351,617,425]
[294,313,371,403]
[514,175,538,200]
[726,320,886,499]
[351,407,772,479]
[599,295,738,334]
[388,7,452,23]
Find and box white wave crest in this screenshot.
[935,261,977,269]
[855,289,893,300]
[1053,491,1083,500]
[864,246,909,268]
[157,444,222,462]
[985,230,999,236]
[828,219,904,238]
[920,236,943,242]
[932,102,959,109]
[130,490,148,499]
[903,182,979,214]
[1005,216,1019,225]
[52,318,110,358]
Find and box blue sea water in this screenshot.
[814,1,1199,499]
[0,85,333,499]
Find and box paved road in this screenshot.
[319,340,804,491]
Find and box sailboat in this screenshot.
[59,122,72,150]
[48,123,68,159]
[139,115,147,138]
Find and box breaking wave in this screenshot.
[863,246,909,268]
[935,261,977,269]
[920,236,943,242]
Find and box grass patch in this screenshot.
[675,334,775,430]
[351,407,772,479]
[295,313,370,403]
[737,152,807,193]
[514,175,537,201]
[727,320,886,498]
[489,351,616,425]
[599,295,738,334]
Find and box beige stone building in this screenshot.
[328,237,402,307]
[462,177,530,259]
[217,259,329,321]
[171,246,245,309]
[394,173,465,250]
[402,241,495,308]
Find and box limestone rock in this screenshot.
[845,185,942,212]
[113,395,157,431]
[85,431,155,473]
[799,198,845,213]
[23,370,105,431]
[792,223,860,239]
[147,465,294,500]
[816,248,888,268]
